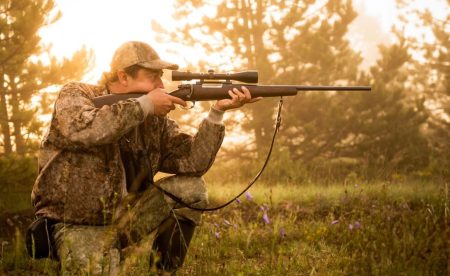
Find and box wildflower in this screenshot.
[235,198,242,204]
[263,213,270,224]
[245,191,253,201]
[349,223,354,230]
[213,222,219,228]
[259,205,265,212]
[331,220,339,225]
[214,232,220,239]
[280,227,286,238]
[354,221,361,229]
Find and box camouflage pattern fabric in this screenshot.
[53,176,208,275]
[31,82,224,225]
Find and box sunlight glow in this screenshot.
[39,0,177,83]
[39,0,448,81]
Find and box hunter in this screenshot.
[30,41,259,274]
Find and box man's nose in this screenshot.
[157,78,164,89]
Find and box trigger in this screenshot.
[181,101,195,110]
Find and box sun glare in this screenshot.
[39,0,448,83]
[39,0,178,83]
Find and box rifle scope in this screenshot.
[172,69,258,83]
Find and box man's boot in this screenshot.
[150,216,196,273]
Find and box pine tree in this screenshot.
[416,1,449,176]
[395,0,449,177]
[158,0,431,178]
[160,0,363,160]
[351,40,429,177]
[0,0,91,155]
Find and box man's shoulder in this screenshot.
[60,82,107,99]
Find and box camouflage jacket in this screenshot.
[31,82,225,225]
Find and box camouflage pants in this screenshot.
[52,176,208,275]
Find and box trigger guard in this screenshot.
[180,101,195,110]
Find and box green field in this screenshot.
[0,180,448,275]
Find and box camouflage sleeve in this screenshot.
[54,82,145,147]
[159,117,225,176]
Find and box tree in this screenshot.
[395,0,450,177]
[157,0,432,179]
[158,0,363,159]
[353,40,429,176]
[426,3,450,176]
[0,0,92,155]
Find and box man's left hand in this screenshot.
[213,86,262,111]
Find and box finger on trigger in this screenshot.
[169,95,187,107]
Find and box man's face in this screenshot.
[125,68,164,93]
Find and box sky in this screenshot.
[39,0,448,82]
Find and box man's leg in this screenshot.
[149,176,208,272]
[52,223,120,275]
[117,175,208,273]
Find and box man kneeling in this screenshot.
[30,41,259,274]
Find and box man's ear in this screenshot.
[117,70,128,86]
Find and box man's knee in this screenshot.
[157,175,209,209]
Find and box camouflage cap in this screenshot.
[110,41,179,71]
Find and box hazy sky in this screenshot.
[39,0,448,82]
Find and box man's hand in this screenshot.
[213,86,262,111]
[147,88,187,116]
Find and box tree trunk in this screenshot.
[10,80,25,155]
[0,68,12,155]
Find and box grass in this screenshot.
[181,180,449,275]
[0,180,448,275]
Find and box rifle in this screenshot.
[92,70,371,107]
[93,70,370,211]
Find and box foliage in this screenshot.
[156,0,443,178]
[0,154,37,189]
[393,0,450,178]
[0,154,37,212]
[164,0,363,158]
[0,0,93,156]
[348,41,430,177]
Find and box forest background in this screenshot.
[1,0,448,189]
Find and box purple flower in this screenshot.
[259,205,265,212]
[331,220,339,225]
[279,227,286,238]
[263,213,270,224]
[245,191,253,201]
[354,221,361,229]
[235,198,242,204]
[214,232,220,239]
[213,222,219,229]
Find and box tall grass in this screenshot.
[183,180,448,275]
[0,180,448,275]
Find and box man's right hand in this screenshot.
[147,88,187,116]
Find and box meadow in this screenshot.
[0,179,448,275]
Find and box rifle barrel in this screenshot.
[294,85,371,91]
